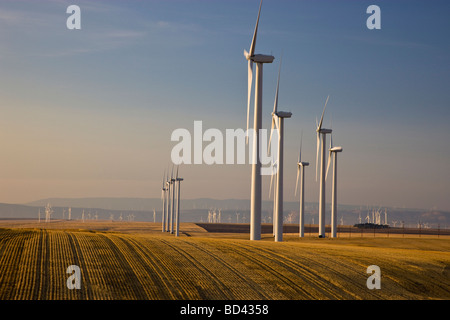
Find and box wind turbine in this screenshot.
[268,58,291,242]
[165,166,172,232]
[269,159,278,237]
[244,0,275,241]
[295,132,309,238]
[170,165,176,234]
[175,166,184,237]
[161,170,167,232]
[326,133,343,238]
[315,95,332,237]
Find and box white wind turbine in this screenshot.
[175,166,184,237]
[295,132,309,238]
[325,135,343,238]
[269,159,277,237]
[268,58,291,242]
[45,203,53,223]
[315,95,332,237]
[326,133,343,238]
[244,0,275,241]
[165,166,172,232]
[161,170,167,232]
[170,165,176,234]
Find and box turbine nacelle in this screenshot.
[298,161,310,167]
[251,53,275,64]
[330,146,343,153]
[274,111,292,118]
[317,128,332,134]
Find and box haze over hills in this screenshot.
[0,197,446,229]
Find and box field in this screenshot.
[0,220,449,300]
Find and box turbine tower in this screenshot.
[170,166,176,234]
[165,167,172,232]
[295,133,309,238]
[315,95,332,237]
[326,134,343,238]
[268,58,291,242]
[161,171,167,232]
[175,166,184,237]
[269,159,278,237]
[244,0,275,241]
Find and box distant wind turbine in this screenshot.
[295,132,309,238]
[161,170,167,232]
[165,168,170,232]
[315,95,332,237]
[326,133,343,238]
[170,166,176,234]
[244,0,275,241]
[175,166,184,237]
[268,57,291,242]
[269,159,277,237]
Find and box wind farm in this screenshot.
[1,0,450,309]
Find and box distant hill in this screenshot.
[0,198,447,229]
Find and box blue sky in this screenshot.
[0,0,449,211]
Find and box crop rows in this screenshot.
[0,228,449,299]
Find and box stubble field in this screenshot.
[0,220,449,300]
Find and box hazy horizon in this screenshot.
[1,0,449,211]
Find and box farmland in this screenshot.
[0,220,449,300]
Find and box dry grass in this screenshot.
[0,220,449,300]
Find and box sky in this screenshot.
[0,0,449,211]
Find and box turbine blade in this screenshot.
[273,56,282,114]
[269,161,276,198]
[246,60,253,144]
[269,170,273,198]
[295,166,300,197]
[326,150,332,181]
[299,130,303,163]
[249,0,263,57]
[318,95,330,131]
[268,116,275,153]
[316,132,320,182]
[176,165,179,179]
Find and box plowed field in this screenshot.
[0,222,449,300]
